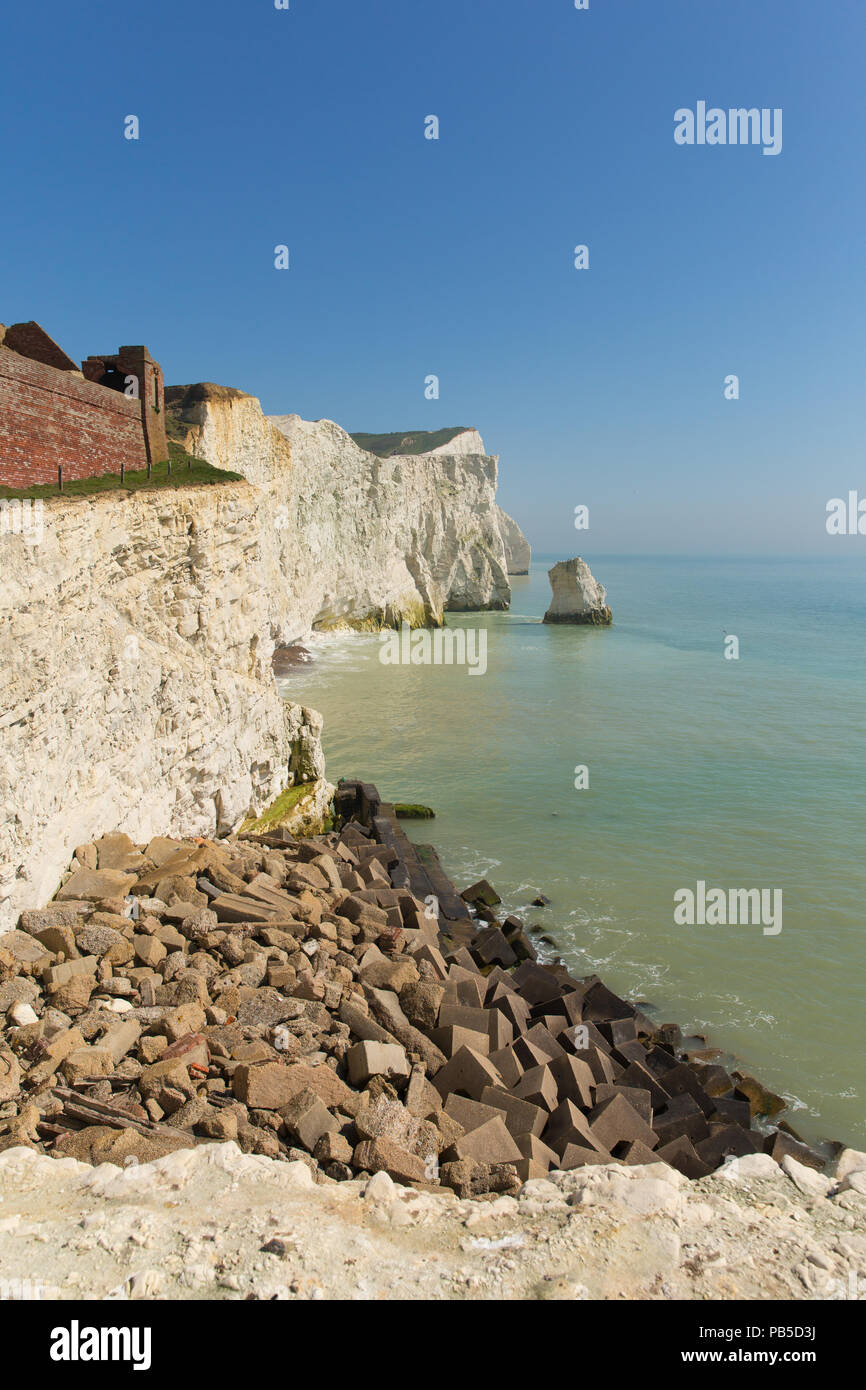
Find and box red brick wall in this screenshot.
[0,346,148,488]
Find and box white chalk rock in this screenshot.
[781,1155,833,1198]
[835,1148,866,1182]
[713,1153,780,1183]
[565,1168,682,1217]
[543,557,612,625]
[7,1001,39,1026]
[364,1170,396,1202]
[496,506,531,574]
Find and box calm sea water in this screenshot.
[278,556,866,1148]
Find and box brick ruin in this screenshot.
[0,321,169,489]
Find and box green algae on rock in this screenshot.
[239,779,334,838]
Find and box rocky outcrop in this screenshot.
[543,557,612,625]
[167,388,512,629]
[496,506,531,574]
[0,482,327,931]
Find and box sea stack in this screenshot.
[543,557,612,625]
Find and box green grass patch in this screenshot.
[0,441,242,501]
[351,428,471,458]
[239,782,318,835]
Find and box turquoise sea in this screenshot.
[278,556,866,1149]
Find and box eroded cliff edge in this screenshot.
[167,386,518,627]
[0,482,326,931]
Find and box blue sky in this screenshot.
[2,0,864,554]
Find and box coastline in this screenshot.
[0,782,850,1183]
[1,786,864,1301]
[280,557,866,1154]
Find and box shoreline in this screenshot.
[0,781,850,1190]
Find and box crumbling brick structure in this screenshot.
[0,321,169,489]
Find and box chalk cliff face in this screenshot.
[167,388,512,630]
[424,428,487,456]
[1,385,528,928]
[496,506,531,574]
[0,484,327,931]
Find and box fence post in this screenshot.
[58,465,63,493]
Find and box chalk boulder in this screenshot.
[543,558,612,625]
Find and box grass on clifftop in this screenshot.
[350,428,471,457]
[0,442,243,500]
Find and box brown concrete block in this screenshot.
[594,1084,652,1125]
[439,1000,494,1039]
[711,1094,752,1129]
[486,1008,514,1052]
[581,979,635,1022]
[598,1017,638,1049]
[232,1061,297,1110]
[617,1060,671,1108]
[282,1088,340,1152]
[763,1130,826,1172]
[511,1063,559,1113]
[514,1133,559,1180]
[443,1115,523,1166]
[514,1038,555,1072]
[405,1066,443,1119]
[353,1137,428,1183]
[503,925,537,963]
[470,926,517,969]
[429,1024,491,1058]
[412,942,449,980]
[558,1142,611,1170]
[565,1036,618,1086]
[487,987,532,1036]
[696,1124,761,1169]
[444,1094,502,1134]
[611,1039,651,1069]
[480,1085,547,1138]
[447,946,483,973]
[483,966,519,996]
[537,1013,572,1040]
[641,1044,680,1077]
[692,1062,736,1097]
[655,1135,713,1180]
[589,1093,658,1152]
[544,1098,608,1158]
[510,962,565,1007]
[445,964,486,1006]
[432,1045,503,1102]
[612,1138,663,1166]
[488,1044,524,1089]
[654,1061,715,1117]
[515,1022,565,1063]
[531,986,587,1026]
[548,1054,595,1109]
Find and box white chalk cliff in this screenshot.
[0,384,530,928]
[0,482,327,931]
[496,506,531,574]
[168,387,516,629]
